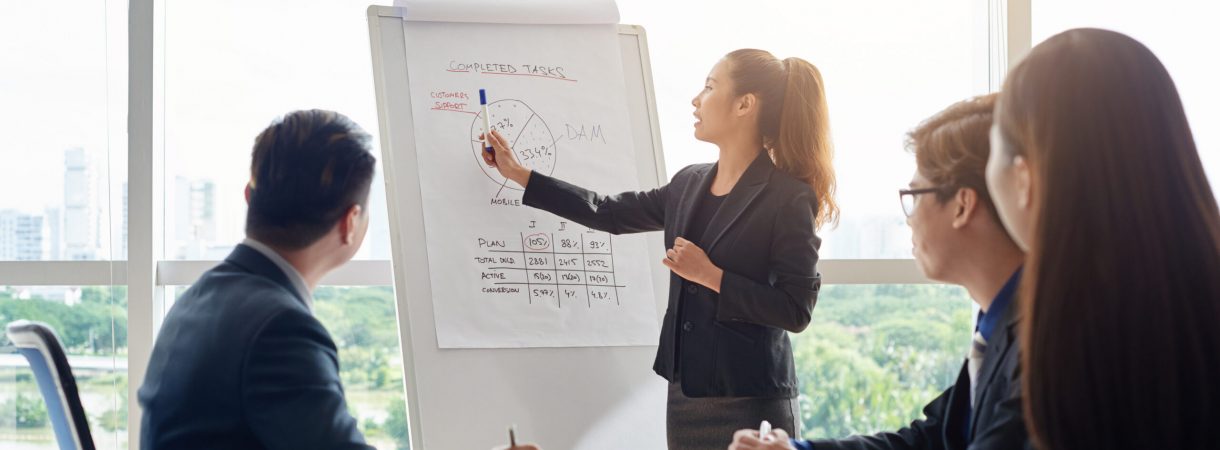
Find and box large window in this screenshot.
[620,0,988,259]
[795,285,970,439]
[161,0,393,261]
[313,287,408,450]
[0,1,127,262]
[157,1,408,448]
[0,286,128,450]
[619,0,985,440]
[1,1,128,449]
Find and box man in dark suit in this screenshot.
[138,110,378,450]
[731,94,1029,450]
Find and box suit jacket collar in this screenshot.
[968,297,1020,435]
[674,151,775,253]
[224,244,311,310]
[944,363,972,449]
[943,300,1021,448]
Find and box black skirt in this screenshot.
[666,380,800,450]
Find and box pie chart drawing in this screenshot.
[470,99,557,191]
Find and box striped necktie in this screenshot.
[967,330,987,406]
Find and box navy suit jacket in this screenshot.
[138,244,373,450]
[799,302,1028,450]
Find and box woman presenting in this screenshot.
[483,49,837,450]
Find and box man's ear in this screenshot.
[244,183,252,205]
[951,187,979,229]
[340,204,362,245]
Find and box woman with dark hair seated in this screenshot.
[986,28,1220,450]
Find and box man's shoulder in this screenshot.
[189,262,301,306]
[169,262,309,338]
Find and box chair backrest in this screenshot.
[5,320,96,450]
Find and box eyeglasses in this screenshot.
[899,186,950,217]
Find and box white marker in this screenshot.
[759,420,772,442]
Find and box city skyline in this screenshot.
[3,0,1217,265]
[0,144,913,262]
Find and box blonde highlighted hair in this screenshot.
[725,49,838,229]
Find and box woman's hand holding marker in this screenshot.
[481,129,533,189]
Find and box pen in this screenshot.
[509,424,517,447]
[480,89,494,158]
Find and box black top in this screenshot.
[523,151,822,399]
[674,187,728,374]
[686,185,729,246]
[138,245,372,450]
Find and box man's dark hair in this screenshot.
[245,109,376,250]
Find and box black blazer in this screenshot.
[522,151,821,398]
[808,302,1029,450]
[138,245,372,450]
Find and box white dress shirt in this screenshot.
[241,238,314,312]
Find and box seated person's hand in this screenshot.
[729,428,794,450]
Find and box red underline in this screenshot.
[431,108,478,115]
[447,69,470,73]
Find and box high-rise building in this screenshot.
[172,175,191,246]
[63,147,98,260]
[171,176,218,259]
[0,210,45,261]
[190,179,217,244]
[45,206,61,260]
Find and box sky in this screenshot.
[2,0,1217,260]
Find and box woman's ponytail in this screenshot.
[726,49,838,228]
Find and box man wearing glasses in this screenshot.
[731,94,1030,450]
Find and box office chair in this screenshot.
[5,320,96,450]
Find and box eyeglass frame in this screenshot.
[898,185,954,218]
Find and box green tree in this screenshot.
[794,284,971,440]
[383,397,410,450]
[314,287,399,349]
[0,287,127,354]
[314,287,403,391]
[0,393,49,429]
[94,384,129,432]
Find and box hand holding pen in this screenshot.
[480,129,532,189]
